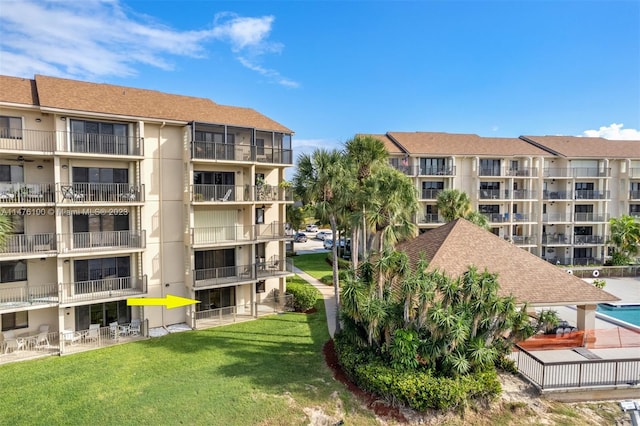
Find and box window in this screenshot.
[256,207,265,224]
[0,116,22,139]
[256,281,266,293]
[72,167,128,184]
[0,164,24,182]
[74,257,130,282]
[0,261,27,283]
[421,181,443,198]
[75,301,130,329]
[478,205,500,214]
[574,205,593,213]
[256,138,265,156]
[630,204,640,215]
[195,287,236,311]
[195,249,235,279]
[420,158,446,175]
[479,159,501,176]
[1,311,28,331]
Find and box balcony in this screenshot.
[191,184,293,203]
[630,168,640,178]
[0,128,56,153]
[193,263,255,288]
[504,213,534,222]
[64,132,143,156]
[190,225,253,246]
[630,190,640,200]
[59,275,147,304]
[57,183,144,203]
[479,189,510,200]
[542,234,570,244]
[417,214,444,224]
[506,168,538,177]
[574,190,609,200]
[574,213,609,222]
[0,283,58,311]
[0,233,56,256]
[542,213,572,222]
[574,235,604,245]
[483,213,507,223]
[418,166,456,176]
[191,142,293,165]
[420,189,442,200]
[543,168,611,178]
[512,189,537,199]
[572,257,603,266]
[256,222,288,240]
[0,183,56,203]
[508,236,537,245]
[543,190,573,200]
[58,230,145,253]
[257,257,293,279]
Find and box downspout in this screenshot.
[159,121,166,326]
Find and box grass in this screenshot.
[291,252,332,281]
[0,300,376,425]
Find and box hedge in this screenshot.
[285,281,321,312]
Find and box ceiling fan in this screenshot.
[5,156,35,163]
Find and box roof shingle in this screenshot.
[521,135,640,158]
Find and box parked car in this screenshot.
[294,232,307,243]
[323,238,334,250]
[316,231,333,241]
[305,224,319,232]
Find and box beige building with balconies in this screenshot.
[0,74,294,360]
[373,131,640,266]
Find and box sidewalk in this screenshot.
[293,266,337,337]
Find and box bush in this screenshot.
[285,281,320,312]
[334,333,502,411]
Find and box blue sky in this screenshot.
[1,0,639,163]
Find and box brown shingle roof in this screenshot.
[521,135,640,158]
[0,74,291,132]
[395,218,619,306]
[386,132,550,156]
[0,75,38,106]
[359,133,405,154]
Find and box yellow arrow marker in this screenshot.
[127,294,200,309]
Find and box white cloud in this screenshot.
[0,0,297,87]
[580,123,640,140]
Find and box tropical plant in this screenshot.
[0,214,13,250]
[436,189,471,222]
[609,215,640,264]
[286,204,305,234]
[293,148,345,332]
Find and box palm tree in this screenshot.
[609,214,640,264]
[293,148,345,332]
[0,214,13,250]
[344,135,389,269]
[436,189,471,222]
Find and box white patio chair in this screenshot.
[85,324,100,343]
[129,319,141,336]
[218,188,232,202]
[35,325,50,350]
[61,185,85,201]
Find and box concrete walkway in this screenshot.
[293,266,337,337]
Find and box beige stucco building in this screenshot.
[0,74,293,357]
[373,131,640,266]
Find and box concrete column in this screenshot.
[576,304,598,330]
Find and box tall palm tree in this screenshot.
[609,214,640,262]
[293,148,345,332]
[0,214,13,250]
[344,135,389,269]
[436,189,471,222]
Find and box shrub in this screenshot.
[592,279,606,289]
[285,281,320,312]
[320,274,333,285]
[495,355,518,374]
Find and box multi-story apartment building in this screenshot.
[0,74,293,358]
[375,131,640,266]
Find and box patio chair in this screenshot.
[35,325,50,350]
[119,186,137,201]
[63,329,82,345]
[61,185,85,201]
[109,322,120,340]
[218,188,232,202]
[84,324,101,343]
[129,319,141,336]
[2,330,24,354]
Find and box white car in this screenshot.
[323,239,334,250]
[316,231,332,241]
[305,224,318,232]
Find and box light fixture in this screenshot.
[40,258,46,262]
[63,259,70,264]
[37,165,43,170]
[261,204,265,209]
[60,117,66,121]
[35,118,42,123]
[61,165,68,169]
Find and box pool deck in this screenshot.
[538,276,640,330]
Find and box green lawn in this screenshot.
[0,301,375,425]
[291,252,332,281]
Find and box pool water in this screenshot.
[597,304,640,327]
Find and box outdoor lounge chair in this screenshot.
[218,189,232,202]
[84,324,100,343]
[129,319,141,336]
[61,185,85,201]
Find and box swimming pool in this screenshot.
[597,304,640,327]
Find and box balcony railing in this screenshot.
[543,190,573,200]
[572,257,603,266]
[191,225,253,245]
[507,236,537,245]
[630,190,640,200]
[58,230,145,253]
[65,132,143,156]
[0,128,57,152]
[543,168,611,178]
[542,234,570,244]
[420,189,442,199]
[0,183,56,203]
[479,189,509,199]
[574,235,604,244]
[506,168,538,177]
[417,214,444,224]
[0,233,56,255]
[191,141,293,165]
[574,190,609,200]
[505,213,534,222]
[478,168,503,177]
[59,275,147,304]
[542,213,572,222]
[193,263,255,288]
[256,222,287,240]
[418,166,456,176]
[57,183,144,203]
[630,168,640,178]
[482,213,506,223]
[512,189,537,199]
[0,283,58,310]
[574,213,608,222]
[257,257,293,278]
